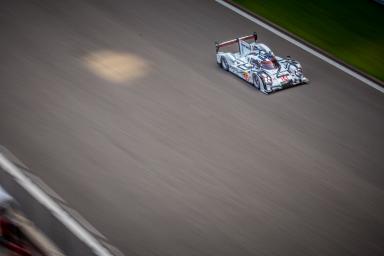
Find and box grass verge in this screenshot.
[233,0,384,82]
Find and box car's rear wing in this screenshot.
[215,32,257,53]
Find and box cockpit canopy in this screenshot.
[260,59,279,70]
[249,55,280,70]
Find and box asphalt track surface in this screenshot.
[1,1,384,255]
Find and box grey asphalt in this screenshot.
[1,0,384,255]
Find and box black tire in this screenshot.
[254,75,269,94]
[220,57,229,71]
[253,74,260,89]
[254,74,267,92]
[260,79,267,93]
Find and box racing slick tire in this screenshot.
[220,57,229,71]
[253,74,268,93]
[252,74,261,89]
[253,75,269,94]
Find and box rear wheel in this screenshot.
[220,57,229,71]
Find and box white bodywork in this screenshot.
[216,34,308,94]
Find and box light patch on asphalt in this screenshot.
[84,51,149,83]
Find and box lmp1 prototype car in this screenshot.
[215,33,308,94]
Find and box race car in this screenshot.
[215,33,308,94]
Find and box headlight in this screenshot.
[294,68,302,76]
[261,74,272,84]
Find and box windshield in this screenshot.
[261,60,279,70]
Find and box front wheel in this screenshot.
[253,75,269,94]
[220,57,229,71]
[253,75,261,89]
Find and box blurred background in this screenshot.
[0,1,383,255]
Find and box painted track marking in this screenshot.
[0,153,114,256]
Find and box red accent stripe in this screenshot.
[238,34,257,41]
[218,39,238,48]
[217,34,257,48]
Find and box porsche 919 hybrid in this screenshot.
[216,33,308,94]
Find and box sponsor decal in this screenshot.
[243,71,249,81]
[281,75,289,81]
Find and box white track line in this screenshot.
[0,153,113,256]
[215,0,384,94]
